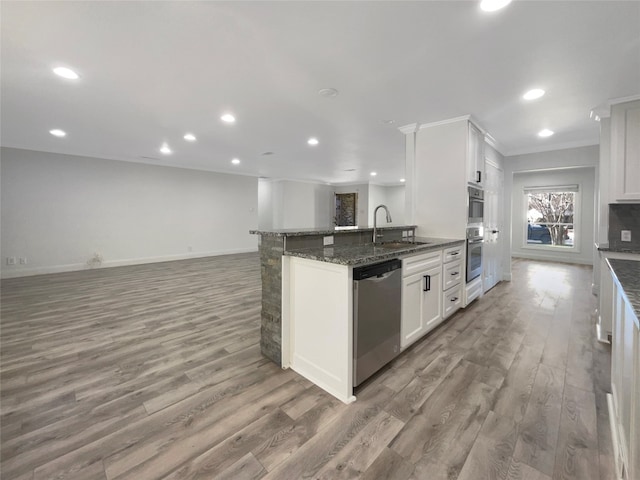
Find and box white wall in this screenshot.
[257,179,407,230]
[0,147,259,278]
[503,145,599,273]
[259,179,333,229]
[511,167,596,265]
[258,178,273,229]
[368,184,387,226]
[385,185,406,226]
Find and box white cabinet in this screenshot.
[597,250,640,343]
[607,260,640,480]
[611,100,640,201]
[442,245,463,319]
[411,117,487,238]
[443,260,462,290]
[401,250,443,349]
[467,122,485,187]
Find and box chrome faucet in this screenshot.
[373,204,392,244]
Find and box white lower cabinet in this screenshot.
[401,250,443,350]
[607,261,640,480]
[443,284,462,319]
[442,245,463,320]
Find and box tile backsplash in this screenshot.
[609,203,640,250]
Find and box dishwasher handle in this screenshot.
[364,270,398,282]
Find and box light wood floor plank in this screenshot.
[0,255,614,480]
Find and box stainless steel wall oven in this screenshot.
[466,226,483,283]
[468,186,484,225]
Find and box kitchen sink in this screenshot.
[377,241,430,249]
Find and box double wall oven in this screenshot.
[467,186,484,283]
[466,226,484,283]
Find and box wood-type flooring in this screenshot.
[0,254,614,479]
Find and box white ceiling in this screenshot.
[1,1,639,185]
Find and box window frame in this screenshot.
[522,185,581,253]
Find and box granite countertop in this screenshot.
[250,225,417,237]
[595,242,640,254]
[284,237,465,266]
[607,258,640,319]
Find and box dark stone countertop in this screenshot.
[607,258,640,319]
[595,242,640,255]
[284,237,465,266]
[250,225,417,237]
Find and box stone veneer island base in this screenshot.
[251,226,417,366]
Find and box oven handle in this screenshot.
[467,239,484,244]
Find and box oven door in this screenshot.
[468,197,484,225]
[466,238,483,283]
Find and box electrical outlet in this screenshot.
[19,257,27,265]
[621,230,632,242]
[6,257,16,265]
[323,235,334,246]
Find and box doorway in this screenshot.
[335,193,358,226]
[483,161,504,292]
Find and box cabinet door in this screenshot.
[422,265,443,332]
[401,266,443,349]
[467,122,485,186]
[612,100,640,201]
[401,272,425,349]
[631,316,640,480]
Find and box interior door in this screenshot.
[483,161,504,292]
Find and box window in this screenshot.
[524,185,578,249]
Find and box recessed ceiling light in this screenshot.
[523,88,545,100]
[480,0,512,12]
[49,129,66,137]
[231,158,241,165]
[400,178,406,182]
[53,67,79,80]
[221,113,236,123]
[307,137,319,146]
[183,133,196,141]
[370,172,377,176]
[382,119,395,125]
[160,143,172,154]
[318,88,339,98]
[538,129,554,137]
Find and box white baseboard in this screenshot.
[0,247,258,279]
[511,252,593,266]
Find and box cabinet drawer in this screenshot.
[443,285,462,319]
[443,260,462,290]
[402,250,442,278]
[443,245,464,263]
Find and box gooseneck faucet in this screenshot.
[373,204,392,244]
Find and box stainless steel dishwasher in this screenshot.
[353,258,402,387]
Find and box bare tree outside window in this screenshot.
[526,191,575,247]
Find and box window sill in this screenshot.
[522,244,580,254]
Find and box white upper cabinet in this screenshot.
[611,99,640,201]
[409,116,490,238]
[467,122,485,187]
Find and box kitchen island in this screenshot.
[252,225,465,402]
[251,225,419,365]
